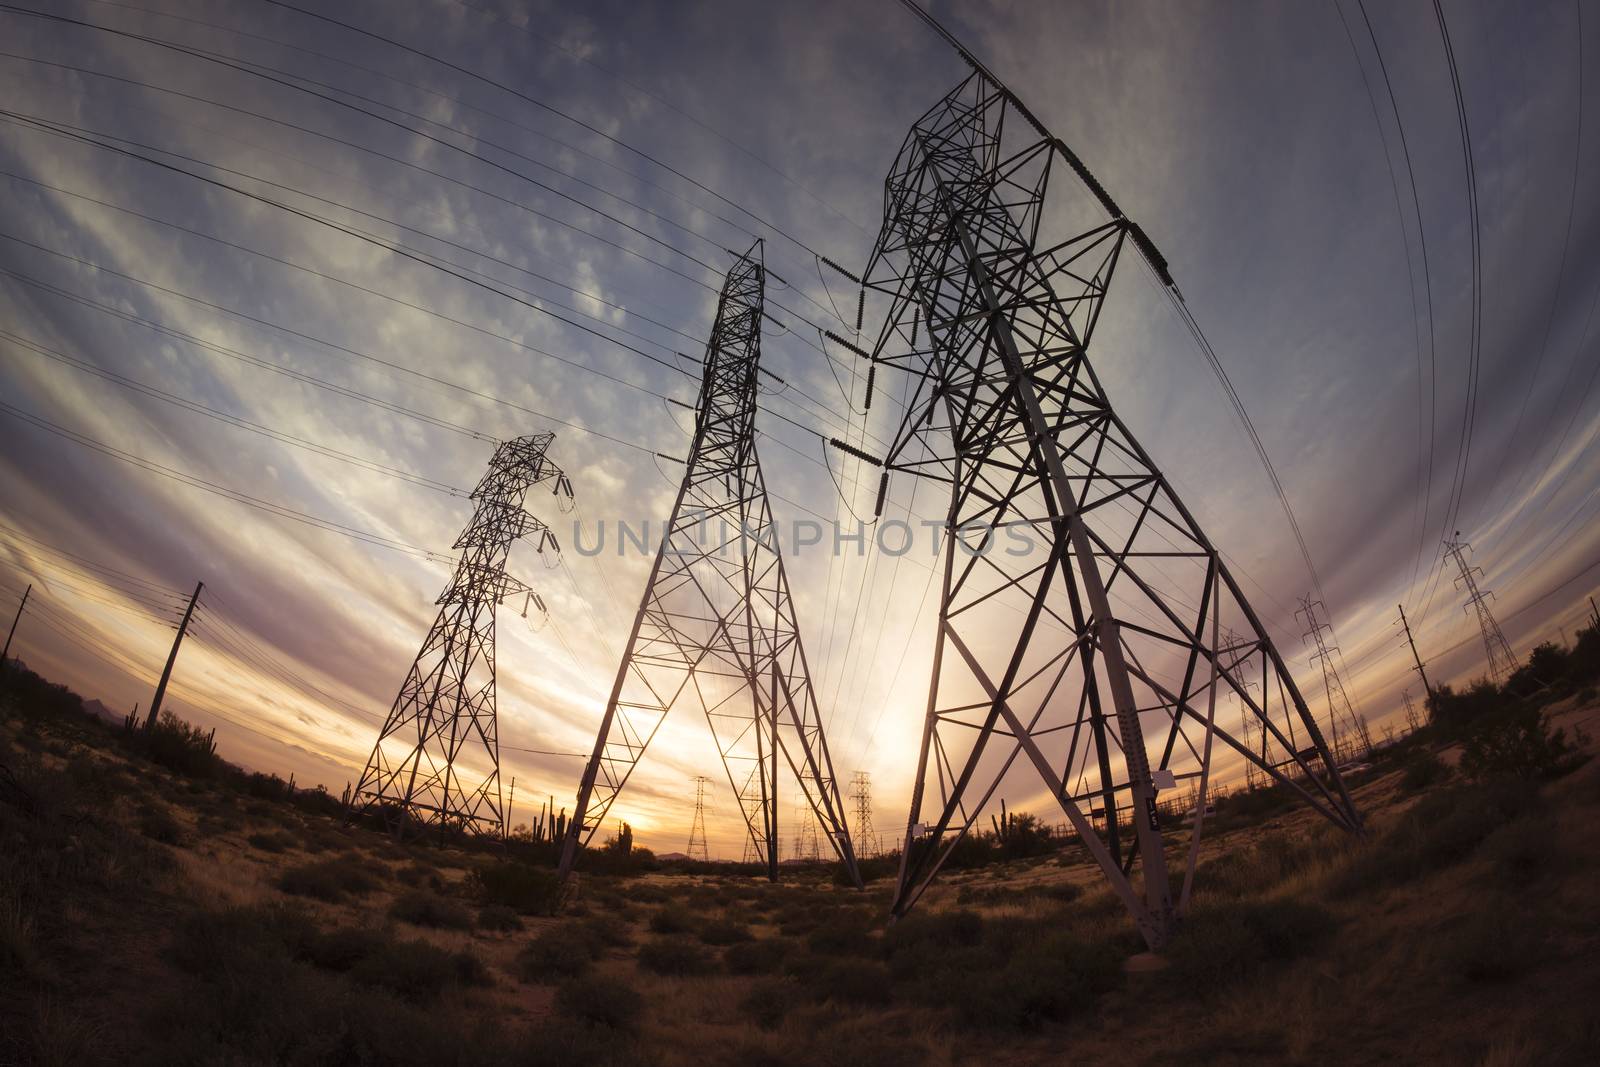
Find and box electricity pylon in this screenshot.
[858,68,1359,949]
[686,776,711,863]
[1295,597,1370,762]
[849,770,878,858]
[1444,536,1516,682]
[353,434,569,837]
[792,802,821,862]
[559,244,861,886]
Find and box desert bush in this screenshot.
[351,937,491,1001]
[882,908,983,958]
[297,926,388,972]
[1167,899,1335,988]
[1442,906,1540,983]
[389,889,473,930]
[1479,816,1560,885]
[637,934,717,976]
[138,805,185,845]
[277,855,379,902]
[517,926,596,982]
[739,977,798,1029]
[578,912,634,949]
[1460,707,1582,782]
[805,911,874,956]
[468,860,563,915]
[698,917,752,945]
[246,829,294,853]
[1402,749,1450,791]
[956,880,1082,906]
[395,861,446,890]
[521,1022,648,1067]
[555,974,645,1032]
[622,882,669,904]
[478,904,523,932]
[647,903,695,934]
[726,937,792,975]
[130,711,222,779]
[797,957,893,1006]
[1332,781,1541,893]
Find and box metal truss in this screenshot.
[353,433,570,837]
[1296,597,1371,763]
[559,244,861,885]
[860,72,1360,948]
[1444,538,1516,682]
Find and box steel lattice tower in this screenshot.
[1444,537,1516,682]
[849,770,878,858]
[687,776,711,863]
[559,245,861,886]
[1295,598,1369,763]
[353,434,568,837]
[860,71,1359,948]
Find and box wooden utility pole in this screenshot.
[2,583,29,665]
[146,580,203,729]
[1397,604,1434,705]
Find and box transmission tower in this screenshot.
[1295,598,1369,763]
[1402,689,1421,736]
[848,770,878,858]
[686,775,711,863]
[792,802,821,862]
[1444,536,1517,682]
[858,67,1358,948]
[353,434,569,837]
[559,244,861,886]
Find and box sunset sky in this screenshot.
[2,0,1596,858]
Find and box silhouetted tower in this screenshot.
[848,770,878,858]
[858,55,1358,949]
[147,580,203,729]
[792,802,820,862]
[1221,628,1262,789]
[2,583,29,665]
[687,775,711,863]
[1402,689,1422,736]
[1295,598,1369,762]
[1443,537,1516,682]
[559,245,860,886]
[353,434,570,837]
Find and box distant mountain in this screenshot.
[82,698,126,726]
[656,852,690,861]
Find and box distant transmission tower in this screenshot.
[353,434,569,837]
[1402,689,1421,736]
[858,61,1358,948]
[848,770,878,858]
[791,802,820,862]
[559,245,860,886]
[686,776,711,863]
[1444,536,1517,682]
[1295,598,1370,762]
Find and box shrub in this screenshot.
[277,855,379,902]
[521,1022,646,1067]
[739,978,797,1029]
[297,926,387,971]
[395,862,445,890]
[351,938,491,1001]
[138,806,185,845]
[555,975,645,1032]
[478,904,523,932]
[1460,707,1581,782]
[725,937,792,975]
[797,957,893,1006]
[883,908,983,957]
[578,912,634,949]
[468,860,563,915]
[647,904,694,934]
[1401,750,1450,792]
[698,917,752,945]
[389,890,473,930]
[1443,907,1540,983]
[1479,816,1560,885]
[637,935,717,976]
[1167,899,1335,988]
[623,883,669,904]
[247,830,294,853]
[517,926,596,982]
[135,712,221,779]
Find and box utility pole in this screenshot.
[352,435,570,838]
[1588,595,1599,631]
[1443,537,1516,682]
[146,580,203,729]
[559,245,860,888]
[1397,603,1434,705]
[2,583,29,665]
[505,777,517,843]
[686,776,711,863]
